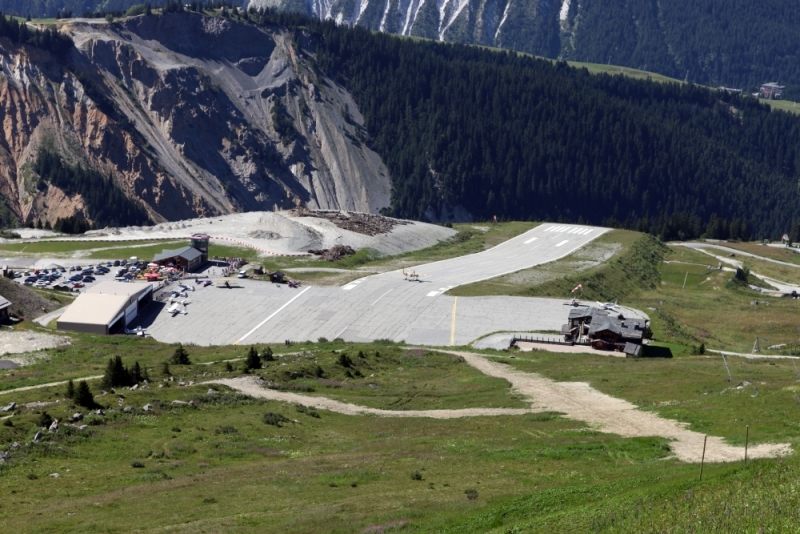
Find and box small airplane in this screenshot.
[125,326,147,336]
[596,301,619,310]
[178,283,195,292]
[167,301,188,316]
[171,290,189,298]
[402,269,423,282]
[564,298,582,307]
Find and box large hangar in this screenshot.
[57,282,154,335]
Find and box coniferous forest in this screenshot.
[33,150,150,231]
[256,12,800,240]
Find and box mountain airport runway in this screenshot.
[137,223,647,346]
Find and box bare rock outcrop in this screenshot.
[0,12,391,226]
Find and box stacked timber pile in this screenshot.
[307,245,356,261]
[291,209,409,236]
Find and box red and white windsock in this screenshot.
[571,283,582,293]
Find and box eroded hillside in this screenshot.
[0,12,390,226]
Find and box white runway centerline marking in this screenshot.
[371,288,393,306]
[555,240,569,247]
[523,237,538,244]
[235,286,311,344]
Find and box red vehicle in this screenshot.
[71,282,85,288]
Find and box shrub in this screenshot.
[465,488,479,500]
[295,404,321,418]
[65,379,75,400]
[172,427,181,433]
[314,365,325,378]
[171,344,191,365]
[262,346,274,362]
[27,473,37,480]
[338,354,353,368]
[225,361,234,372]
[410,470,423,481]
[38,412,53,429]
[263,412,290,427]
[131,461,145,468]
[318,337,329,343]
[162,362,171,376]
[358,351,366,359]
[2,419,12,427]
[215,425,238,435]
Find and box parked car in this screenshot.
[113,260,121,266]
[71,282,85,288]
[83,276,96,283]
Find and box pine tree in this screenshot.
[74,381,95,409]
[245,346,261,371]
[65,379,75,400]
[162,361,171,376]
[131,362,144,384]
[262,346,274,361]
[171,343,190,365]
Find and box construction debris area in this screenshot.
[290,209,410,236]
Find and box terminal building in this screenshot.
[57,281,154,335]
[151,234,210,272]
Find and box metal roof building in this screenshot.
[57,282,154,335]
[152,246,205,271]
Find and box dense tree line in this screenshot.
[243,10,800,239]
[568,0,800,99]
[0,12,73,59]
[33,150,150,229]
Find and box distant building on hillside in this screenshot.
[719,87,742,94]
[760,83,785,100]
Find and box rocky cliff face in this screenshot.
[0,13,390,226]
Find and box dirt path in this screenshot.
[0,375,103,396]
[207,377,531,419]
[211,351,791,463]
[449,350,790,463]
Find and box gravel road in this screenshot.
[210,350,791,464]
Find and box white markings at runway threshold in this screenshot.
[555,240,569,247]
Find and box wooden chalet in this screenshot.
[562,306,647,353]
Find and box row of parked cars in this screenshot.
[13,259,148,290]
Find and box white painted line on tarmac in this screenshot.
[371,288,393,307]
[235,286,311,344]
[336,326,348,338]
[555,240,569,247]
[479,261,493,265]
[524,237,538,244]
[451,267,465,273]
[427,291,440,297]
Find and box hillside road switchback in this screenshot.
[139,224,643,346]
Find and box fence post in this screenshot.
[699,435,707,481]
[744,425,749,464]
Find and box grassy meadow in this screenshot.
[3,228,800,531]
